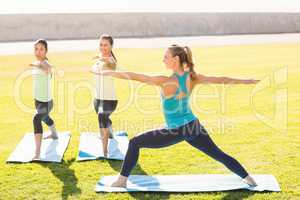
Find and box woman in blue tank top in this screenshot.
[91,44,259,188]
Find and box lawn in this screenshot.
[0,43,299,200]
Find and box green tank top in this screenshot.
[32,60,52,102]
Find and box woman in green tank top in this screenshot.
[30,39,58,161]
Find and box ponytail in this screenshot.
[168,44,197,81]
[184,46,196,80]
[111,50,117,63]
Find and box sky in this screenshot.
[0,0,300,14]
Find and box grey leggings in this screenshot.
[120,119,249,178]
[33,99,54,134]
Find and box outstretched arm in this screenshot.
[195,74,259,84]
[90,69,168,86]
[30,61,52,74]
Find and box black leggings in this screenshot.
[120,119,249,179]
[93,99,118,128]
[33,99,54,134]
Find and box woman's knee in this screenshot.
[42,115,54,126]
[98,113,111,128]
[128,137,141,149]
[33,114,43,133]
[33,114,42,124]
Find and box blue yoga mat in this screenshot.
[77,131,128,161]
[95,174,281,192]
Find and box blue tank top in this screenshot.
[161,71,197,129]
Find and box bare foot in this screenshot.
[243,175,257,187]
[110,175,128,188]
[103,150,108,158]
[32,153,40,161]
[43,134,58,140]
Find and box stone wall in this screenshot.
[1,13,300,42]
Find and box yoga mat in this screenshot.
[95,174,281,192]
[77,131,128,161]
[7,131,71,163]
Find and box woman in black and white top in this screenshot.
[92,34,118,157]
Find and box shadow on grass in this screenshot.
[40,158,81,200]
[220,190,255,200]
[107,160,170,200]
[170,190,260,200]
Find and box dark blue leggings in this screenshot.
[120,119,249,178]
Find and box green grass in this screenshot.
[0,43,300,200]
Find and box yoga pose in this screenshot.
[30,39,58,160]
[92,34,118,157]
[91,44,258,187]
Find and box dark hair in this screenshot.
[34,39,49,60]
[100,34,117,62]
[168,44,196,80]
